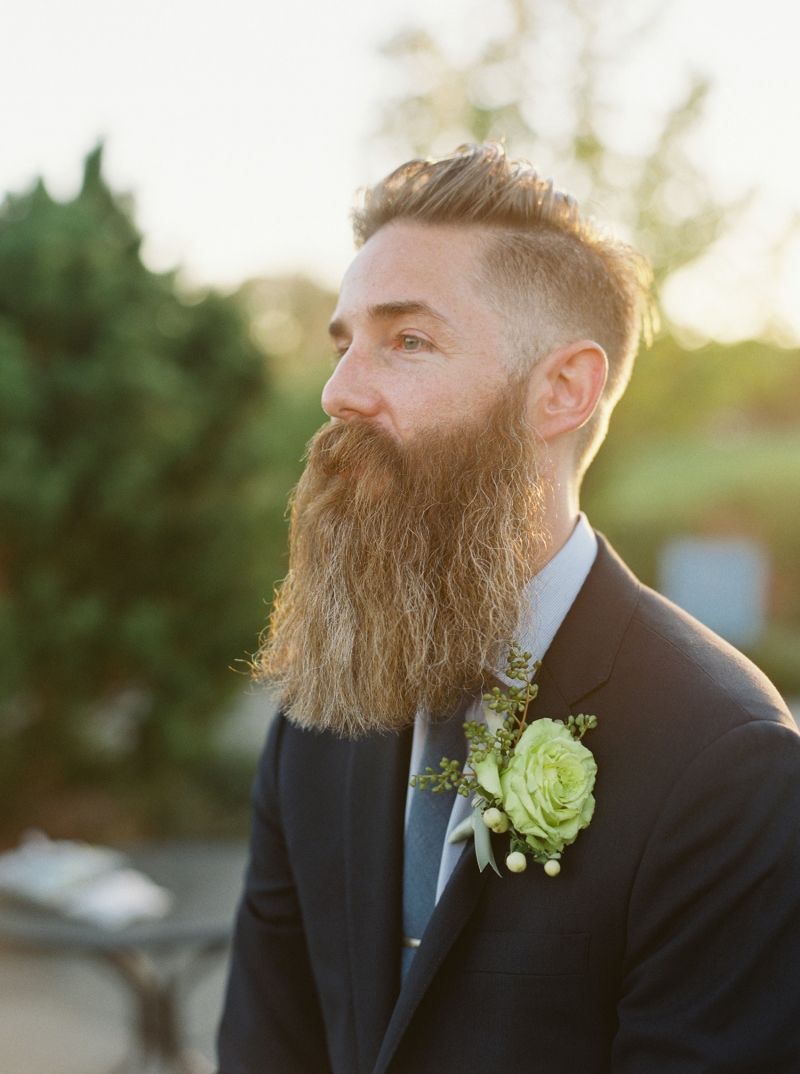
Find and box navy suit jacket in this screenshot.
[217,536,800,1073]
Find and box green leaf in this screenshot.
[472,806,501,876]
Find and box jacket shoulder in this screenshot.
[558,533,794,735]
[629,576,791,725]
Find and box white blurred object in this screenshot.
[0,831,172,928]
[61,867,172,928]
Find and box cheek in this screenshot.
[389,362,508,437]
[396,393,466,439]
[386,375,451,434]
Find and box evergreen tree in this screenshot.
[0,146,277,834]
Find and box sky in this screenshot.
[3,0,800,344]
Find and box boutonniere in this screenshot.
[410,643,598,877]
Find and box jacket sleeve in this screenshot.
[217,714,333,1074]
[612,718,800,1073]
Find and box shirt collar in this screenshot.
[496,512,597,683]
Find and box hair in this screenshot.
[352,142,656,473]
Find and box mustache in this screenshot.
[310,418,404,480]
[308,401,533,501]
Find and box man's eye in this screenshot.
[398,334,428,353]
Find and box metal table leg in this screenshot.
[101,942,225,1074]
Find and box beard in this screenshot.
[254,384,548,738]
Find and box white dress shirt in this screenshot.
[404,513,598,902]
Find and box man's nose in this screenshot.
[321,348,382,422]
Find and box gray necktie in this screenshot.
[401,699,469,980]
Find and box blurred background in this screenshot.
[1,0,798,1069]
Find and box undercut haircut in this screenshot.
[352,143,655,473]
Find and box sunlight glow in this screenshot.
[3,0,799,342]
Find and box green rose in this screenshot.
[498,719,597,854]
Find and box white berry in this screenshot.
[506,851,528,873]
[544,859,561,878]
[483,808,509,833]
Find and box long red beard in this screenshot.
[255,388,547,737]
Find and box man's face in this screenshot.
[324,221,515,441]
[256,220,549,737]
[256,219,551,737]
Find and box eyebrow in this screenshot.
[328,300,454,339]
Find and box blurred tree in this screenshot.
[373,0,734,285]
[0,146,281,838]
[233,274,333,601]
[238,274,338,387]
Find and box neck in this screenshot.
[540,463,581,564]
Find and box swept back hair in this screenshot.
[352,143,656,471]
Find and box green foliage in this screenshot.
[0,145,315,839]
[750,627,800,698]
[237,274,339,386]
[583,336,800,661]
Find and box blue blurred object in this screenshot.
[659,536,768,647]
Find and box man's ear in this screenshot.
[525,339,608,443]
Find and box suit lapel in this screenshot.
[373,831,490,1074]
[345,725,412,1074]
[368,534,642,1072]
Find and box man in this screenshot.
[217,144,800,1073]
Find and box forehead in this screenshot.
[333,221,493,328]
